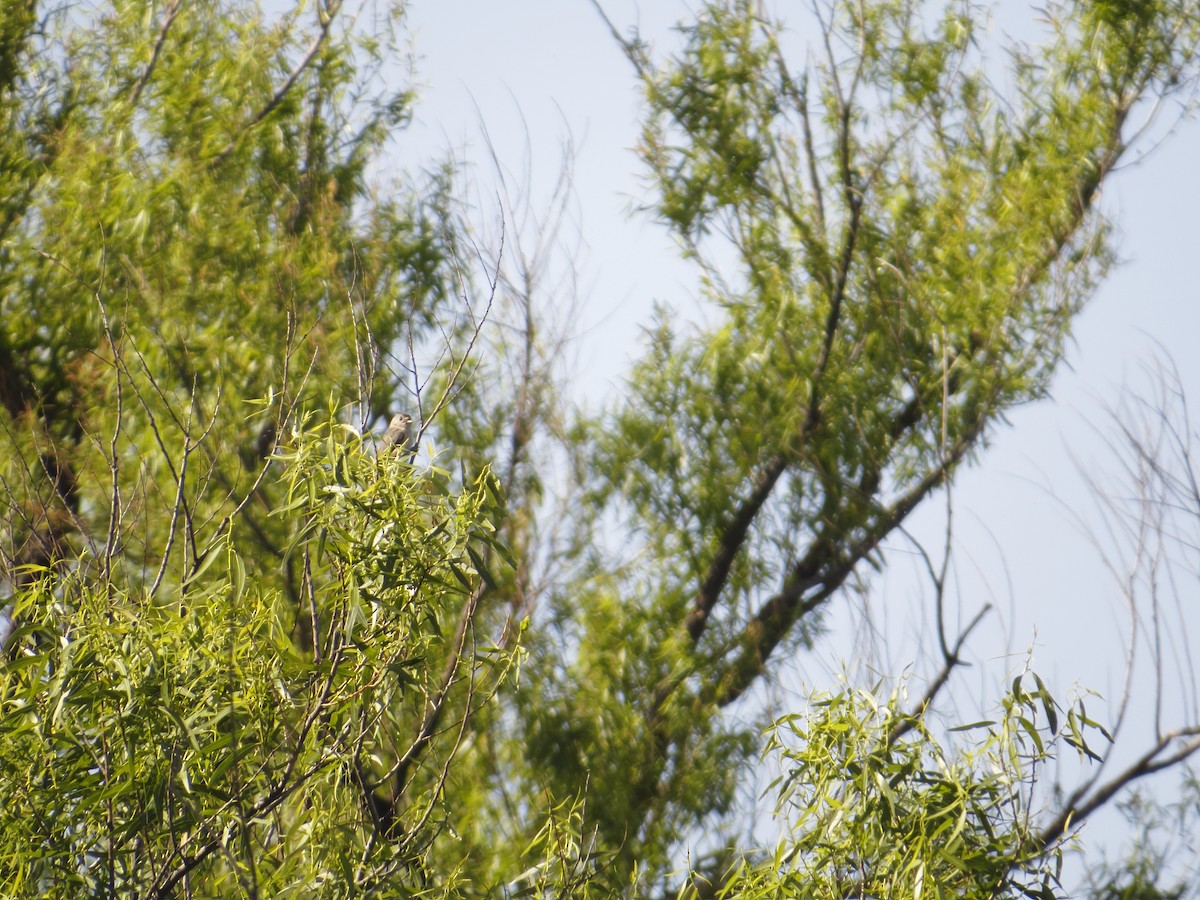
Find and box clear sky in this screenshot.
[402,0,1200,878]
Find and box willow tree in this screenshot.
[2,0,1200,897]
[481,0,1200,891]
[0,1,526,894]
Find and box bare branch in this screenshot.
[1037,727,1200,853]
[888,604,991,744]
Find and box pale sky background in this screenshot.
[401,0,1200,885]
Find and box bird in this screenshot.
[380,412,417,458]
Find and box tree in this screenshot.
[1,0,1199,896]
[493,0,1200,889]
[0,0,515,894]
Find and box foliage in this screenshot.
[0,0,515,894]
[1,423,513,896]
[727,675,1109,900]
[540,0,1200,884]
[0,0,1198,897]
[1083,784,1194,900]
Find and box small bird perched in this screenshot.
[380,412,417,459]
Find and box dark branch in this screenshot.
[888,605,991,744]
[1035,727,1200,853]
[713,421,983,709]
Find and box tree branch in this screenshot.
[713,419,983,708]
[213,0,342,164]
[1035,727,1200,853]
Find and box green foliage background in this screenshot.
[0,0,1197,897]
